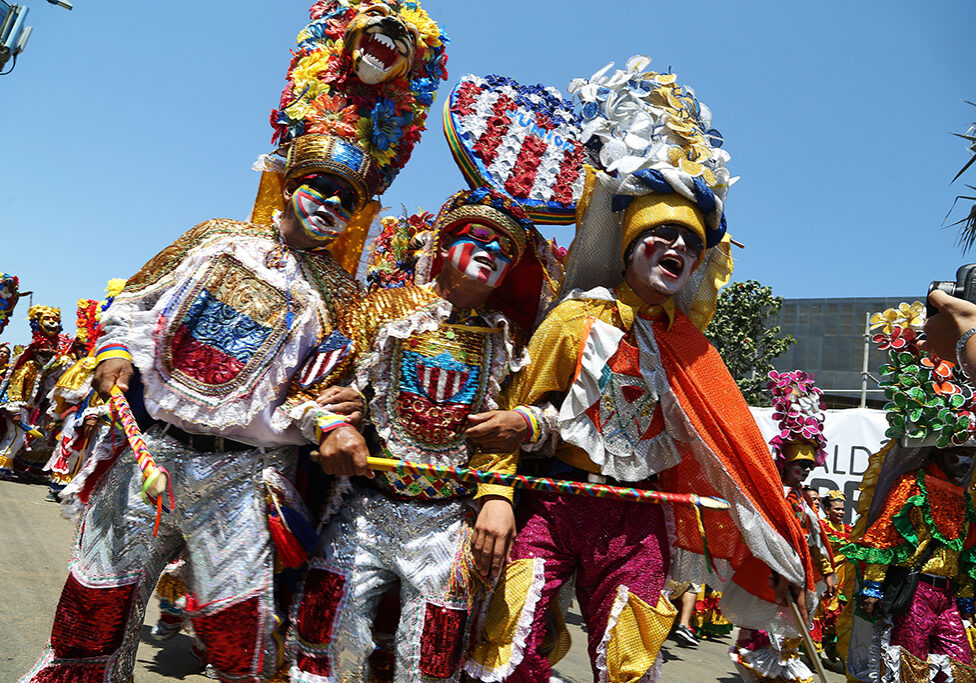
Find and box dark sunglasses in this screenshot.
[299,174,358,214]
[645,224,704,258]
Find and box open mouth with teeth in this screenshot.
[473,253,497,270]
[360,31,401,72]
[658,255,686,279]
[351,24,413,84]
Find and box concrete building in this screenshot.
[772,296,918,407]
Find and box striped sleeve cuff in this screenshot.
[95,344,132,364]
[313,411,351,443]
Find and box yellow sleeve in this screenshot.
[471,299,596,500]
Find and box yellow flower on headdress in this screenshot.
[870,301,925,334]
[105,279,127,299]
[399,7,442,49]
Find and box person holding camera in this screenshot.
[923,288,976,377]
[844,445,976,679]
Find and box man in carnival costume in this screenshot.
[818,489,851,666]
[0,305,72,480]
[842,303,976,683]
[730,371,836,683]
[282,187,561,682]
[22,2,447,682]
[41,281,126,503]
[464,56,816,683]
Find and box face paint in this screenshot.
[291,183,353,243]
[627,225,698,299]
[446,237,512,288]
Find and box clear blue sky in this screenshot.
[1,0,973,345]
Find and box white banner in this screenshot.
[749,407,889,523]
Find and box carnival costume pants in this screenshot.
[22,429,286,683]
[889,581,972,666]
[466,491,674,683]
[290,485,473,683]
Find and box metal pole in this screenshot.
[860,311,870,408]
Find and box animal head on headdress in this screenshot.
[271,0,449,202]
[767,370,827,468]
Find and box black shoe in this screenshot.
[673,624,698,647]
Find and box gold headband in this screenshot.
[284,134,377,210]
[437,204,528,262]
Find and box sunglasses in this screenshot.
[645,224,704,258]
[298,174,358,214]
[451,222,519,260]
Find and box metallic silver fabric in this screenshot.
[62,425,290,681]
[291,485,472,682]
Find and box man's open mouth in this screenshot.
[659,255,685,278]
[473,254,496,270]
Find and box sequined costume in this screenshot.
[730,371,835,683]
[816,495,851,662]
[285,189,560,682]
[844,462,976,681]
[21,217,361,683]
[466,58,816,683]
[0,305,73,479]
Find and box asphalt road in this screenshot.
[0,478,844,682]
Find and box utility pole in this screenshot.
[0,0,71,74]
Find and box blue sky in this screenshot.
[1,0,973,345]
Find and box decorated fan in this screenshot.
[444,74,585,225]
[0,272,20,335]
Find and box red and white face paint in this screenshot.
[627,225,700,299]
[444,226,515,288]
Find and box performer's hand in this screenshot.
[859,595,880,617]
[318,425,373,478]
[824,572,838,600]
[921,290,976,367]
[316,386,364,428]
[472,495,516,579]
[92,358,134,400]
[465,411,528,451]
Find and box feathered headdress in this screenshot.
[767,370,828,467]
[562,56,734,330]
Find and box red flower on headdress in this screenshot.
[921,355,955,380]
[873,325,915,351]
[307,93,359,138]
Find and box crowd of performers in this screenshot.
[5,2,976,683]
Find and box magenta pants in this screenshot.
[890,581,973,665]
[503,490,670,682]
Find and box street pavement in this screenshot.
[1,478,845,682]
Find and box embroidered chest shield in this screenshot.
[588,337,662,451]
[161,254,303,402]
[386,324,493,455]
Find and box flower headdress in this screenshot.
[365,209,435,292]
[415,187,563,333]
[271,0,448,200]
[561,56,734,330]
[0,272,19,336]
[74,299,100,355]
[869,301,976,447]
[253,1,448,276]
[28,305,61,345]
[767,370,828,467]
[822,490,845,503]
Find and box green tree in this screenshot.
[704,280,796,405]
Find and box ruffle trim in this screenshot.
[59,422,126,520]
[729,637,814,683]
[463,556,546,682]
[595,585,633,683]
[122,234,317,430]
[316,476,352,533]
[359,295,525,465]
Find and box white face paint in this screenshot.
[627,226,699,299]
[290,179,354,244]
[446,237,512,288]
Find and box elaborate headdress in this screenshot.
[562,56,734,330]
[74,299,100,355]
[821,489,845,504]
[28,305,63,348]
[444,74,585,225]
[869,301,976,447]
[767,370,828,467]
[0,272,19,336]
[365,209,435,292]
[254,1,448,275]
[415,187,562,333]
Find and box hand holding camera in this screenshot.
[922,264,976,373]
